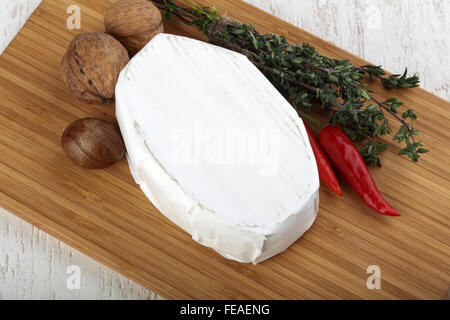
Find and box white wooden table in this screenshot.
[0,0,448,299]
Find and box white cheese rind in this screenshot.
[115,34,319,264]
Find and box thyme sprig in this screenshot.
[151,0,428,165]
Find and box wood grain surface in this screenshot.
[0,0,448,299]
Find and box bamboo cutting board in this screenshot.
[0,0,448,299]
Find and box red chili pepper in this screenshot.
[317,124,401,217]
[304,124,342,196]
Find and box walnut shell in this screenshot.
[105,0,164,57]
[61,32,129,104]
[61,118,125,169]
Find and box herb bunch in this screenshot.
[152,0,427,165]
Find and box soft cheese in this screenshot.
[115,34,320,264]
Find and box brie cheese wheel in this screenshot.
[115,34,319,264]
